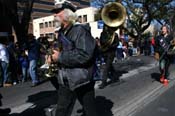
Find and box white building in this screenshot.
[33,7,105,39]
[33,15,55,39]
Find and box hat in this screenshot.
[51,1,77,13]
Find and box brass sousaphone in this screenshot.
[100,2,126,52]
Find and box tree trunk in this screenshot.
[0,0,35,47]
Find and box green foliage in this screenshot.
[91,0,175,41]
[90,0,115,8]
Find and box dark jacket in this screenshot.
[100,31,119,53]
[56,24,96,90]
[154,34,173,57]
[28,39,40,61]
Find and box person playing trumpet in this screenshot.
[47,1,98,116]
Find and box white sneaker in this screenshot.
[13,82,17,85]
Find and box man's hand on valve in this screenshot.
[46,50,60,64]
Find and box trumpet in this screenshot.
[45,50,58,78]
[41,41,61,78]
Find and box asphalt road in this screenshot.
[1,56,174,116]
[132,85,175,116]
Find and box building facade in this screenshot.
[18,0,90,33]
[31,0,90,19]
[33,7,104,39]
[55,0,90,9]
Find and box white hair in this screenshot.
[63,9,78,24]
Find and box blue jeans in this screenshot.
[1,61,9,84]
[159,58,170,79]
[29,60,39,84]
[150,45,154,55]
[22,67,28,81]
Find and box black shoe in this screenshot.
[0,108,11,114]
[31,82,39,87]
[0,84,3,88]
[111,78,120,83]
[77,108,85,113]
[77,108,86,116]
[98,82,107,89]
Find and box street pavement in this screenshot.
[132,84,175,116]
[0,55,174,116]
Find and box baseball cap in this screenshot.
[51,1,77,13]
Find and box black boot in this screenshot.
[98,82,107,89]
[0,108,11,115]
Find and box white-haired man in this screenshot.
[48,1,98,116]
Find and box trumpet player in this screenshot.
[154,25,174,86]
[47,1,98,116]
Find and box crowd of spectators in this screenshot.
[0,31,156,88]
[0,33,50,88]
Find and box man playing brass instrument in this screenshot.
[47,1,98,116]
[98,24,119,89]
[154,25,174,86]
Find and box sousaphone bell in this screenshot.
[100,2,127,52]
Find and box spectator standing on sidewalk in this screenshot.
[47,1,98,116]
[154,25,173,86]
[116,40,123,60]
[150,35,155,56]
[27,34,40,87]
[0,32,11,87]
[7,35,19,85]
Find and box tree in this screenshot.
[123,0,152,39]
[0,0,35,46]
[91,0,174,38]
[91,0,115,8]
[144,0,175,36]
[121,0,175,48]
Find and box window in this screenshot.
[78,16,82,23]
[83,15,87,22]
[40,34,44,37]
[53,21,55,27]
[39,23,44,29]
[45,22,48,28]
[49,21,52,27]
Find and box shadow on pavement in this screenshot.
[96,96,114,116]
[0,93,11,116]
[151,72,160,82]
[113,60,145,71]
[10,94,114,116]
[10,90,57,116]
